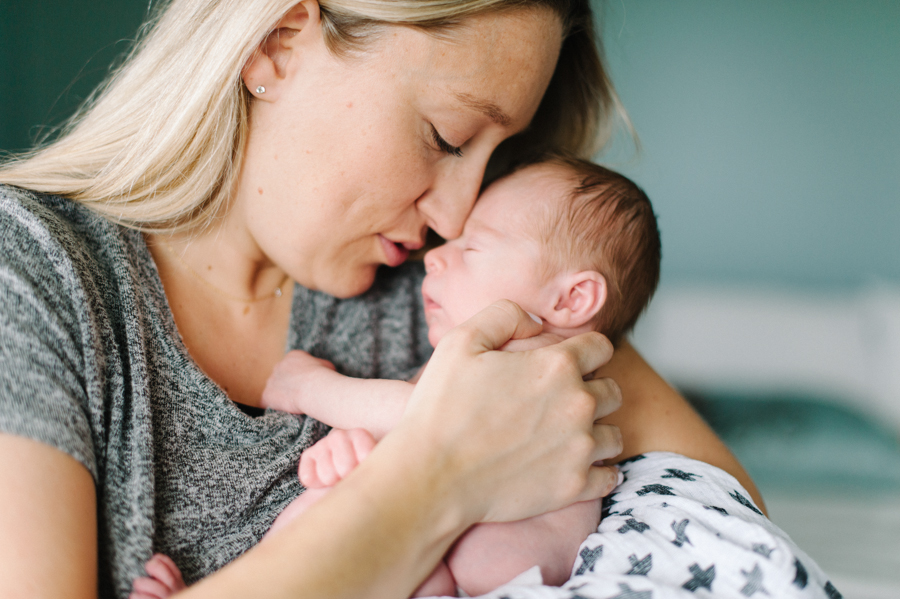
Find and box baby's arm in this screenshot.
[261,350,414,439]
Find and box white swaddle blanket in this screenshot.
[445,452,840,599]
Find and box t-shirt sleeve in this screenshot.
[0,192,96,481]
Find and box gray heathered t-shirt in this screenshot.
[0,185,432,598]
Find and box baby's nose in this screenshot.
[423,248,444,274]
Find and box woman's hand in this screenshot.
[389,299,623,525]
[181,300,622,599]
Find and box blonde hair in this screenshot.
[0,0,629,233]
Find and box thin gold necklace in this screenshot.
[158,239,291,303]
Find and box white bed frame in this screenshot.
[631,283,900,432]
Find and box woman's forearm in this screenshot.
[598,340,767,514]
[180,425,466,599]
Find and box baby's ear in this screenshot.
[544,271,607,329]
[242,0,322,102]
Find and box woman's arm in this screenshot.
[180,301,623,599]
[597,340,766,513]
[0,434,98,599]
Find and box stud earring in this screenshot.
[256,86,266,94]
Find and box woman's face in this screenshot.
[236,6,562,298]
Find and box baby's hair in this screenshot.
[512,154,661,344]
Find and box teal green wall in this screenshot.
[0,1,147,152]
[600,1,900,288]
[2,1,898,289]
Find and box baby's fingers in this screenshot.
[130,577,172,599]
[299,443,333,488]
[130,554,185,599]
[329,429,374,479]
[346,428,376,463]
[143,554,185,592]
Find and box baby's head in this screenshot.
[422,154,660,347]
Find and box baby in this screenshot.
[131,154,660,599]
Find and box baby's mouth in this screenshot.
[421,290,440,311]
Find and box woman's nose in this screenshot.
[417,160,485,240]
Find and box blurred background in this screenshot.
[2,1,898,597]
[598,3,899,598]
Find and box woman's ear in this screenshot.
[242,0,322,102]
[543,271,607,330]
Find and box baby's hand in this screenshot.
[261,350,337,414]
[299,428,376,489]
[129,554,186,599]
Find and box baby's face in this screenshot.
[421,166,564,347]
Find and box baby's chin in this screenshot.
[427,327,444,349]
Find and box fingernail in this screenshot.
[526,311,542,324]
[616,468,624,487]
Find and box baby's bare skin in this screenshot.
[260,332,604,596]
[132,165,622,597]
[131,338,604,599]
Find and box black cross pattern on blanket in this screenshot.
[682,563,715,592]
[575,545,604,575]
[670,519,691,547]
[625,554,652,576]
[566,457,842,599]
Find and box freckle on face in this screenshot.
[257,187,263,195]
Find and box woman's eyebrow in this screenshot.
[454,92,512,127]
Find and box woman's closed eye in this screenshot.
[431,125,463,158]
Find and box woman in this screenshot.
[0,1,763,598]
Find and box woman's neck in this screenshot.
[147,217,289,304]
[145,221,295,406]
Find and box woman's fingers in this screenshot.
[591,422,624,463]
[449,299,543,352]
[553,331,615,378]
[580,464,623,502]
[396,300,627,524]
[584,376,623,421]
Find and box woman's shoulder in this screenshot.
[0,184,119,239]
[0,185,125,269]
[0,184,145,284]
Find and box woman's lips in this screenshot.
[378,235,410,267]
